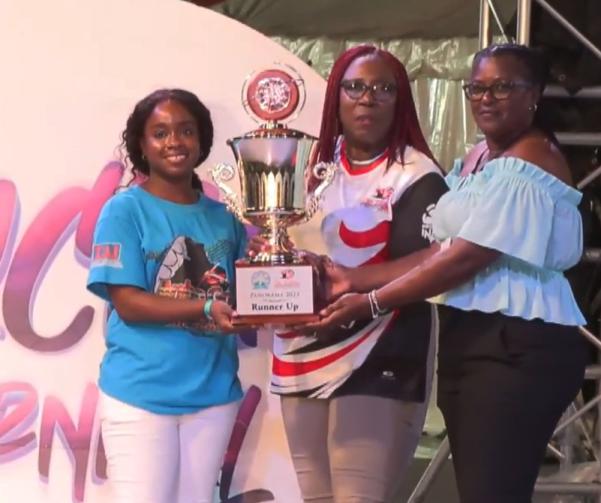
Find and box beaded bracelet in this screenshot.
[203,299,214,321]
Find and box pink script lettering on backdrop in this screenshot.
[0,163,271,502]
[1,162,123,351]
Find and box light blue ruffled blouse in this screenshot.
[430,156,586,326]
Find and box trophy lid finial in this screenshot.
[229,65,314,142]
[242,65,306,126]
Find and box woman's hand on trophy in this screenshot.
[246,235,296,258]
[319,259,352,301]
[306,293,370,332]
[210,301,260,333]
[296,249,323,266]
[209,300,239,333]
[247,235,270,258]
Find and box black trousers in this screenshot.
[437,306,587,503]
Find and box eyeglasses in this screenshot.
[462,80,532,101]
[340,80,397,102]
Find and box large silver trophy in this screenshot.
[211,66,336,324]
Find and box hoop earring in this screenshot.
[528,103,538,113]
[141,154,147,161]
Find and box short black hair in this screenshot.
[473,43,550,94]
[472,43,557,145]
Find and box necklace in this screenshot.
[346,149,387,166]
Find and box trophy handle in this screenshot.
[210,163,244,221]
[304,162,336,222]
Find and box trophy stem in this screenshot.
[251,215,300,265]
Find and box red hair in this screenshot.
[318,45,437,168]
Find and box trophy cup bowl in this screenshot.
[211,126,336,325]
[211,65,337,325]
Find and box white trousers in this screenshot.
[99,392,239,503]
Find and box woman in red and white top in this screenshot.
[254,45,448,502]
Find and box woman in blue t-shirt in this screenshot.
[87,89,246,503]
[309,44,587,503]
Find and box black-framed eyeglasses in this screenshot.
[462,80,532,101]
[340,79,397,102]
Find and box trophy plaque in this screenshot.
[211,65,336,325]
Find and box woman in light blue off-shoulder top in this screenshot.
[307,44,587,503]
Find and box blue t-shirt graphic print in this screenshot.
[154,235,231,333]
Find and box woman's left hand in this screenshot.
[246,235,271,259]
[305,292,371,331]
[211,300,238,332]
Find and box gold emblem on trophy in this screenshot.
[211,65,336,325]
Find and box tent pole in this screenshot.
[479,0,491,49]
[516,0,532,45]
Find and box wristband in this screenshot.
[203,299,214,321]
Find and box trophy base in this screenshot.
[233,313,318,327]
[234,258,318,326]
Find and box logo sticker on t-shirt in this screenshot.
[91,243,122,268]
[360,186,394,211]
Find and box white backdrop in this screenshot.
[0,1,326,501]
